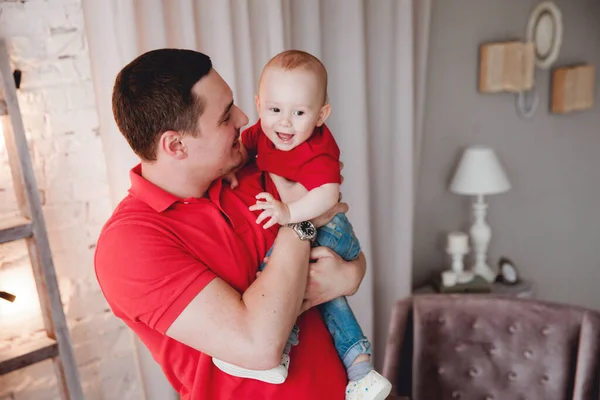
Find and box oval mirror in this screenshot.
[526,2,563,69]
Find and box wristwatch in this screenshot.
[287,221,317,241]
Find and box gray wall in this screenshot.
[413,0,600,310]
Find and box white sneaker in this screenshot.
[212,353,290,384]
[345,370,392,400]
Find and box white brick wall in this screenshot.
[0,1,143,399]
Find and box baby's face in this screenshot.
[257,67,327,151]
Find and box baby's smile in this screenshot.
[276,131,295,143]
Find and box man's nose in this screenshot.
[234,105,249,127]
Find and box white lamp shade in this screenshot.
[450,146,511,195]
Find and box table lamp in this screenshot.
[449,146,511,282]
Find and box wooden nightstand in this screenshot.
[414,279,535,298]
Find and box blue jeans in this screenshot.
[259,213,372,369]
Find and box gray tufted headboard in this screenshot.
[382,295,600,400]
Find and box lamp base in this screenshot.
[473,263,497,283]
[469,195,496,283]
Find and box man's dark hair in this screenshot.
[112,49,212,161]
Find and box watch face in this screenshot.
[299,221,316,237]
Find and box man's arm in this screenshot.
[167,202,356,369]
[166,227,309,370]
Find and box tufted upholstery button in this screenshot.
[469,367,480,377]
[541,326,552,335]
[508,324,518,333]
[541,374,550,383]
[452,391,462,399]
[487,344,499,357]
[508,371,518,381]
[485,396,495,400]
[524,349,534,359]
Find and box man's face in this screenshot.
[183,69,249,180]
[257,67,327,151]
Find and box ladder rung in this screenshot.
[0,216,33,244]
[0,336,59,376]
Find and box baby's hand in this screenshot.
[249,192,291,229]
[223,172,239,189]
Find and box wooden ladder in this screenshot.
[0,39,84,399]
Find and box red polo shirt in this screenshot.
[94,163,346,400]
[241,120,342,191]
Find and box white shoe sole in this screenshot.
[369,380,392,400]
[346,376,393,400]
[212,358,287,384]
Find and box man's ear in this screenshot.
[255,95,261,115]
[316,104,331,127]
[160,130,187,159]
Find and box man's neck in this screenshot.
[141,161,212,199]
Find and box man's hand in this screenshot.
[249,192,291,229]
[300,248,366,313]
[257,248,366,314]
[223,172,239,189]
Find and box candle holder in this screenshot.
[432,231,491,293]
[446,247,474,284]
[444,232,473,284]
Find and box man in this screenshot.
[95,48,367,400]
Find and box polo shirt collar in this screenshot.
[128,164,226,213]
[128,164,180,212]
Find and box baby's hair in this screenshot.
[260,50,328,104]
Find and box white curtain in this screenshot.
[82,1,430,398]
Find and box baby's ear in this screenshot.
[254,95,261,114]
[316,104,331,126]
